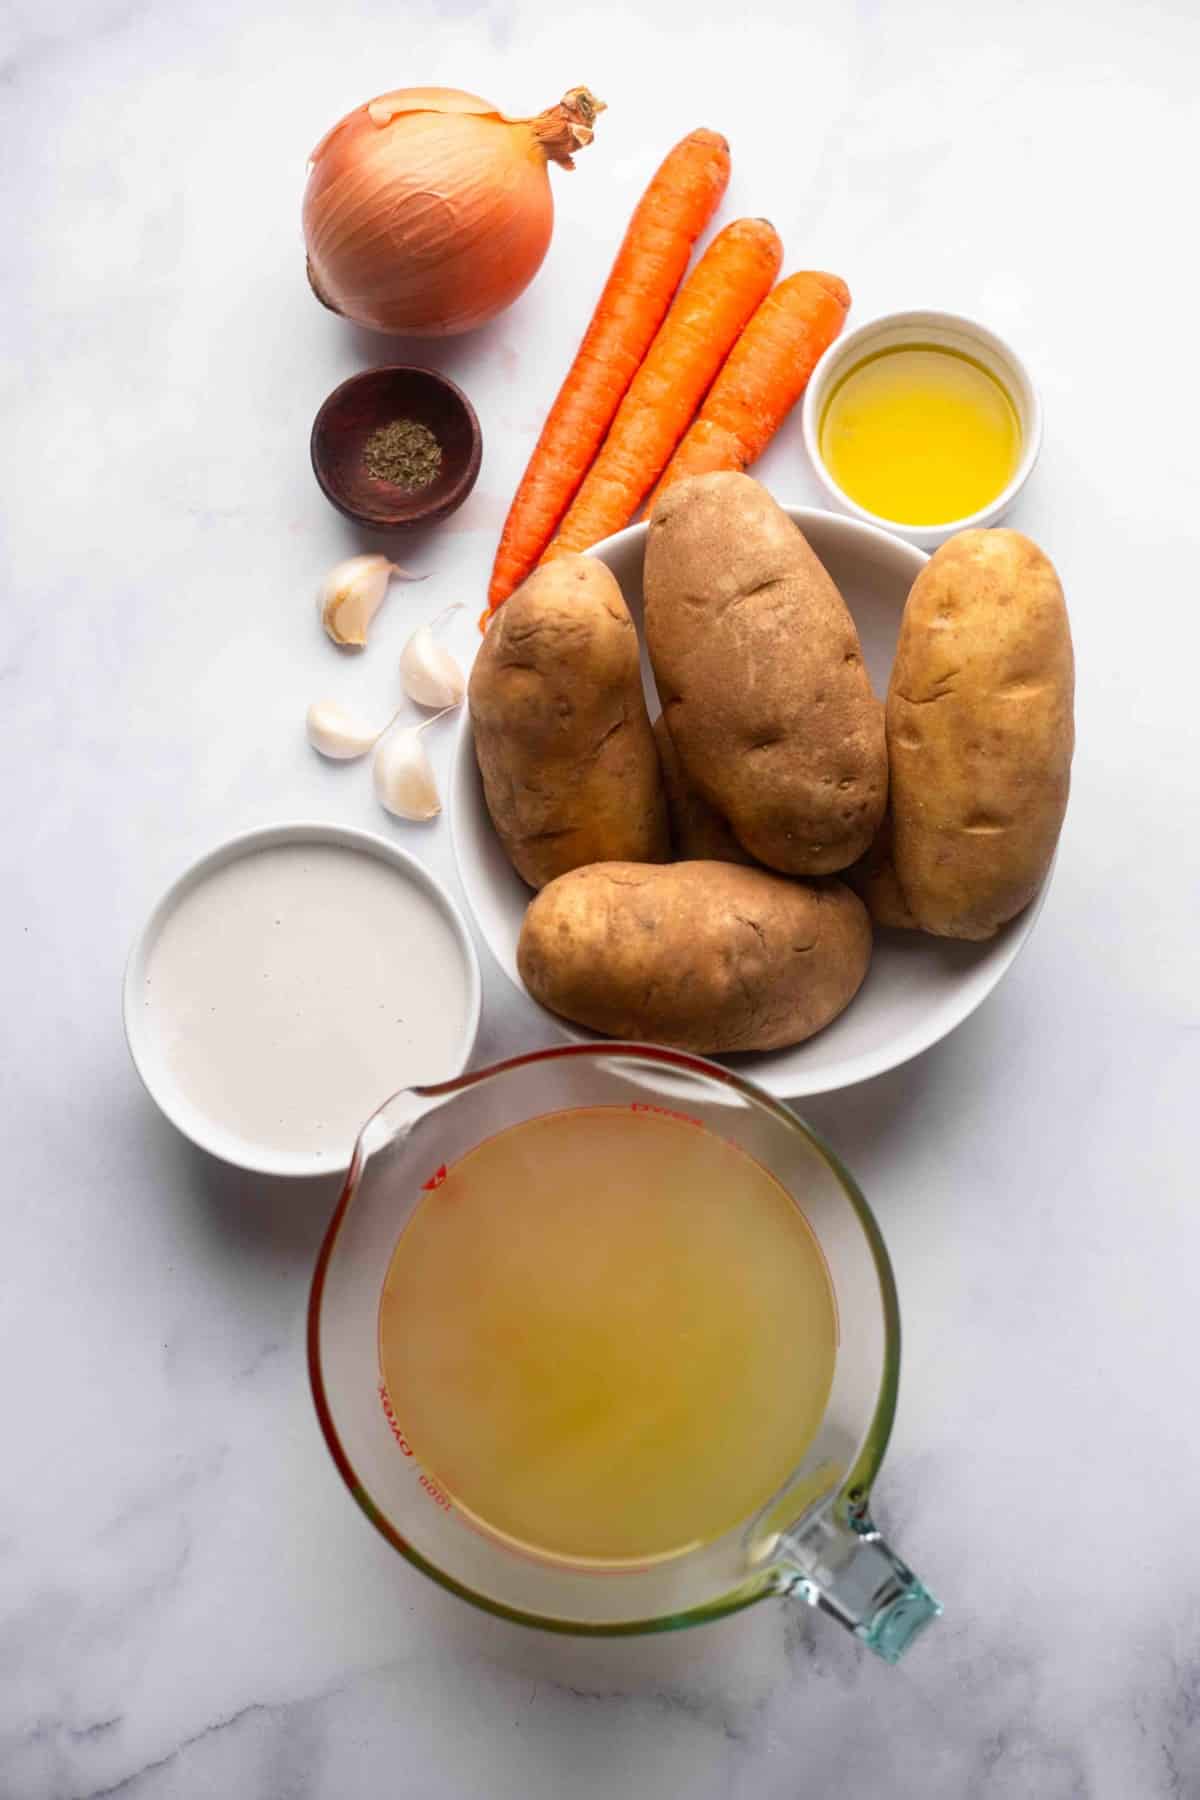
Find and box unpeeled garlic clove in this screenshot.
[306,699,383,760]
[372,705,458,820]
[318,554,424,648]
[399,606,466,709]
[373,728,440,820]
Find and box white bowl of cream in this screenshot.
[123,823,481,1178]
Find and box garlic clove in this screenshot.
[399,606,466,708]
[306,699,384,760]
[318,554,425,648]
[318,554,391,647]
[372,704,458,820]
[374,726,441,820]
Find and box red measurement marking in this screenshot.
[630,1102,702,1128]
[421,1163,448,1191]
[419,1472,452,1511]
[378,1385,452,1512]
[377,1382,414,1456]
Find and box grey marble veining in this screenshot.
[3,0,1199,1795]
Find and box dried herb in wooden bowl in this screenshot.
[363,419,443,491]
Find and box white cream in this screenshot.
[139,843,470,1159]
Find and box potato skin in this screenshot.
[847,811,918,931]
[517,861,872,1053]
[887,529,1074,940]
[644,472,887,876]
[652,715,755,864]
[469,555,669,889]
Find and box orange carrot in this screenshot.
[540,218,782,561]
[484,128,730,623]
[641,271,850,512]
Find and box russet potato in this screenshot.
[652,714,755,864]
[644,472,887,876]
[518,860,871,1053]
[886,529,1074,940]
[469,554,668,889]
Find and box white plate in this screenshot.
[124,823,482,1178]
[450,508,1050,1100]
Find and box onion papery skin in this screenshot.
[303,88,595,336]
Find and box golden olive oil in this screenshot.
[378,1106,837,1566]
[819,343,1021,526]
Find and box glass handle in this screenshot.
[776,1507,941,1664]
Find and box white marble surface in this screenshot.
[4,0,1199,1794]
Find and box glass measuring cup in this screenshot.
[308,1044,939,1662]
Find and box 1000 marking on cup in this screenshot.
[378,1381,453,1512]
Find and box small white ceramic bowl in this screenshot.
[451,508,1051,1101]
[801,310,1043,550]
[124,823,482,1178]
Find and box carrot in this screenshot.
[539,218,782,561]
[484,128,731,624]
[641,271,850,513]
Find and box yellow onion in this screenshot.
[303,85,603,336]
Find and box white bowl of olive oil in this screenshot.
[801,309,1042,549]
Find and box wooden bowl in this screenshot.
[311,366,482,529]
